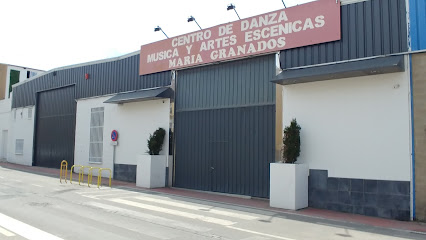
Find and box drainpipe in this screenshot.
[409,55,416,220]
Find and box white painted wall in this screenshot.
[282,71,411,181]
[0,102,35,166]
[74,95,170,177]
[8,106,35,166]
[0,99,12,160]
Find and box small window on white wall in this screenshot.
[28,107,32,120]
[15,139,24,155]
[89,107,104,163]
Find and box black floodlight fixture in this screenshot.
[187,15,202,30]
[227,3,240,20]
[154,26,169,38]
[281,0,287,8]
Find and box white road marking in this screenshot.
[85,202,211,233]
[31,184,43,188]
[132,195,258,220]
[227,226,296,240]
[110,198,236,226]
[0,183,19,188]
[241,237,270,240]
[0,226,15,237]
[0,212,64,240]
[56,204,175,240]
[82,192,139,199]
[75,189,122,195]
[81,195,98,199]
[315,222,355,230]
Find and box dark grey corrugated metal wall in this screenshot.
[175,54,276,198]
[34,86,76,168]
[280,0,408,69]
[12,53,170,168]
[12,54,171,108]
[176,56,276,111]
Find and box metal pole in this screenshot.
[234,9,241,20]
[194,19,202,30]
[161,29,169,39]
[281,0,287,8]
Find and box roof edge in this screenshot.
[12,50,140,88]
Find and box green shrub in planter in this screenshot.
[283,119,301,164]
[147,128,166,155]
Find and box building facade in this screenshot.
[2,0,425,221]
[273,0,411,220]
[10,53,172,181]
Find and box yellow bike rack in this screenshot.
[88,167,101,187]
[97,168,112,188]
[79,166,92,185]
[69,165,83,184]
[60,160,68,183]
[65,164,112,188]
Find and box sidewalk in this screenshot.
[1,162,426,235]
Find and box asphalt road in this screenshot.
[0,166,424,240]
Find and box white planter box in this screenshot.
[136,155,167,188]
[270,163,308,210]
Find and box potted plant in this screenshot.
[147,128,166,155]
[270,119,308,210]
[136,128,168,188]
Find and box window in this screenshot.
[27,71,37,78]
[28,107,32,120]
[15,139,24,155]
[89,107,104,163]
[9,70,20,98]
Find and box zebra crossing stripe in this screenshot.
[132,195,258,220]
[110,198,236,226]
[227,226,296,240]
[82,192,139,199]
[85,201,211,233]
[0,213,63,240]
[0,226,15,237]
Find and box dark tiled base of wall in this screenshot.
[309,170,410,221]
[114,164,136,182]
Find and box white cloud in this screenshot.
[0,0,314,70]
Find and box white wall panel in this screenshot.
[74,95,170,177]
[283,71,411,181]
[6,105,35,166]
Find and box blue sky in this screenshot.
[0,0,313,71]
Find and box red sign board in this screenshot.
[140,0,340,75]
